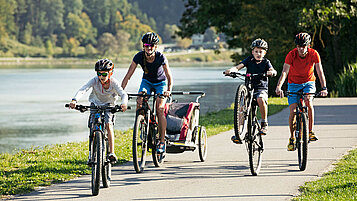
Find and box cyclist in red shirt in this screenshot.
[275,33,328,151]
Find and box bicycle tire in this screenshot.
[234,84,249,141]
[198,126,208,162]
[132,114,148,173]
[297,112,309,171]
[102,135,111,188]
[247,110,263,176]
[152,127,164,167]
[91,131,102,196]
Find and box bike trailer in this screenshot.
[164,102,200,142]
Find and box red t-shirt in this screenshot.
[285,48,321,84]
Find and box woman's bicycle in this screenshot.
[128,92,166,173]
[287,90,319,171]
[65,104,128,195]
[225,72,267,176]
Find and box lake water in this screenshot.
[0,66,242,153]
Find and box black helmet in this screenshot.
[251,38,268,51]
[295,33,311,46]
[95,59,114,71]
[141,32,159,45]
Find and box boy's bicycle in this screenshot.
[65,104,128,195]
[287,90,320,171]
[128,92,165,173]
[225,72,266,176]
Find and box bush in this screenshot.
[333,63,357,97]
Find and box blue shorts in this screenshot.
[138,79,167,94]
[288,81,316,105]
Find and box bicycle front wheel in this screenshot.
[91,131,102,196]
[132,114,148,173]
[102,135,111,188]
[234,84,249,141]
[247,111,263,176]
[152,128,164,167]
[297,113,309,171]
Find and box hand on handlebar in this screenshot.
[319,89,328,97]
[163,91,171,97]
[121,104,128,112]
[69,100,76,109]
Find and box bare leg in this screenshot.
[289,103,298,138]
[156,97,167,143]
[106,123,115,153]
[304,95,314,132]
[257,97,267,121]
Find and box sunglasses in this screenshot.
[143,43,155,48]
[97,72,109,77]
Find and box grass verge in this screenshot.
[293,148,357,201]
[0,97,287,197]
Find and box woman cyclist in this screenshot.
[121,32,173,154]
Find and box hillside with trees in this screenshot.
[0,0,181,58]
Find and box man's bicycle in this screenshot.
[128,92,165,173]
[287,90,319,171]
[65,104,128,195]
[225,72,267,176]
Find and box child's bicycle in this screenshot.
[165,91,207,162]
[65,104,128,195]
[287,90,320,171]
[225,72,267,176]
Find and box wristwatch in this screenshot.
[321,87,327,91]
[71,98,77,102]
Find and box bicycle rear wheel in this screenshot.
[102,135,111,188]
[91,131,102,196]
[132,114,148,173]
[234,84,249,141]
[297,113,308,171]
[247,111,263,176]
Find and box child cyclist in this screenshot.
[224,39,277,143]
[69,59,128,163]
[121,32,173,154]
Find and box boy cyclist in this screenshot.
[225,39,277,143]
[121,32,173,153]
[69,59,128,163]
[275,33,328,151]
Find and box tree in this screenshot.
[20,22,33,45]
[162,24,179,43]
[0,0,16,44]
[115,30,130,53]
[299,0,357,88]
[96,32,119,56]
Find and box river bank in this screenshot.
[0,50,235,67]
[0,97,288,197]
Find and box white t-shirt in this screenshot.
[73,76,128,106]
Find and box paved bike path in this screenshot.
[14,98,357,200]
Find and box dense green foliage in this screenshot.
[178,0,357,95]
[333,63,357,97]
[294,148,357,200]
[0,0,185,58]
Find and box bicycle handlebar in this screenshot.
[286,91,321,97]
[223,72,267,78]
[65,104,131,113]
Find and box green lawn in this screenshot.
[293,148,357,201]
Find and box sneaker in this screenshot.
[157,142,166,154]
[231,135,243,144]
[108,153,118,164]
[309,131,318,142]
[287,138,296,151]
[260,122,268,135]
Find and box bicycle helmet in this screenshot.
[251,39,268,51]
[141,32,159,45]
[295,33,311,46]
[95,59,114,71]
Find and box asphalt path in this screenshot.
[13,98,357,201]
